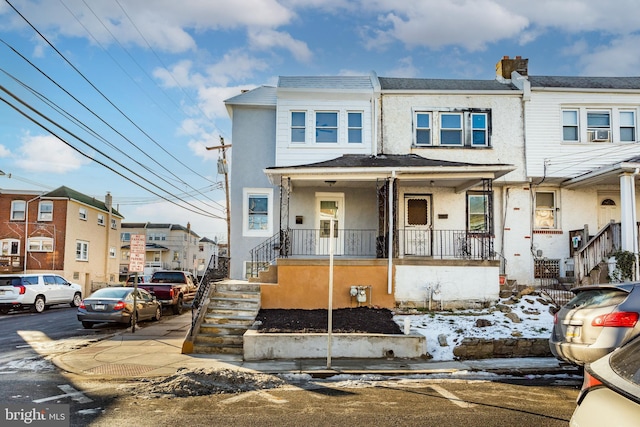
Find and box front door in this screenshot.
[316,193,344,255]
[404,195,432,256]
[597,193,620,230]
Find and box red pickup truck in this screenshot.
[136,270,198,314]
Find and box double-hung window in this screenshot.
[440,113,463,145]
[535,191,556,229]
[620,111,636,142]
[97,214,105,226]
[243,188,272,237]
[587,111,611,142]
[10,200,26,221]
[79,207,87,220]
[38,201,53,221]
[415,113,431,145]
[291,112,306,143]
[562,110,579,141]
[467,192,492,233]
[76,240,89,261]
[348,112,362,143]
[315,112,338,143]
[471,113,488,146]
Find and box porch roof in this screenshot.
[265,154,515,192]
[562,156,640,189]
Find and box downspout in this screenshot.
[633,168,639,281]
[387,170,395,294]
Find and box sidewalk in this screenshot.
[52,312,580,380]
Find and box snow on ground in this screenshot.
[393,291,556,361]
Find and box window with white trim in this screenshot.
[243,188,273,237]
[109,246,116,258]
[561,107,638,143]
[28,237,53,252]
[587,110,611,142]
[38,201,53,221]
[348,112,362,143]
[79,207,87,221]
[315,112,338,143]
[97,214,105,226]
[111,218,117,229]
[76,240,89,261]
[291,111,306,143]
[1,239,20,256]
[414,109,491,147]
[620,111,636,142]
[562,110,579,141]
[535,191,557,229]
[10,200,25,221]
[467,192,492,233]
[121,232,131,242]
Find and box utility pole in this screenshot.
[206,136,231,257]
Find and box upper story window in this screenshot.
[97,214,105,226]
[38,201,53,221]
[562,107,638,143]
[10,200,26,221]
[28,237,53,252]
[243,188,273,237]
[1,239,20,256]
[348,112,362,143]
[414,109,491,148]
[315,112,338,143]
[79,207,87,221]
[111,218,117,229]
[535,191,557,229]
[291,111,306,143]
[121,232,131,242]
[76,240,89,261]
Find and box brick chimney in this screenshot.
[496,55,528,79]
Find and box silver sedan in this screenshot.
[77,286,161,329]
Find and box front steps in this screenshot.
[192,281,261,355]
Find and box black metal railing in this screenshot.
[398,229,496,260]
[189,254,229,336]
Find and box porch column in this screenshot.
[387,172,395,294]
[619,172,638,262]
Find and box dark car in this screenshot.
[550,282,640,366]
[570,334,640,426]
[126,274,151,285]
[77,287,161,329]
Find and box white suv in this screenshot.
[0,274,82,314]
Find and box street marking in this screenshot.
[429,385,476,408]
[33,384,93,404]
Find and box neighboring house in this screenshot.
[225,67,523,310]
[0,186,123,297]
[197,237,219,280]
[119,222,201,278]
[503,62,640,286]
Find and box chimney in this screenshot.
[496,55,528,79]
[105,191,112,211]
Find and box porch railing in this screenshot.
[249,228,497,277]
[573,222,621,285]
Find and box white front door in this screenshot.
[316,193,344,255]
[404,195,432,256]
[597,194,620,230]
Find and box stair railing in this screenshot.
[573,222,621,285]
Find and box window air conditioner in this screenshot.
[591,129,610,142]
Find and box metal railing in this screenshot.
[0,255,22,273]
[249,228,497,277]
[189,254,229,337]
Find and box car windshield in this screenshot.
[610,336,640,385]
[89,288,131,299]
[566,288,628,309]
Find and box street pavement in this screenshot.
[52,311,580,380]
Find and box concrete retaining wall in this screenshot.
[243,330,427,360]
[452,338,552,360]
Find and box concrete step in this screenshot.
[199,323,252,335]
[210,297,260,309]
[206,307,259,317]
[215,282,261,293]
[195,333,243,346]
[212,290,261,300]
[192,343,244,355]
[203,314,256,326]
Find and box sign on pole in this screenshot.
[129,234,146,273]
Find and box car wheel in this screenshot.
[31,296,45,313]
[172,296,183,315]
[81,321,94,329]
[70,292,82,308]
[153,305,162,321]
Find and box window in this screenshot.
[415,113,431,145]
[97,214,105,226]
[243,188,273,237]
[535,191,556,229]
[76,240,89,261]
[38,201,53,221]
[587,110,611,142]
[111,218,117,229]
[121,250,130,261]
[440,113,462,145]
[562,110,579,141]
[109,247,116,258]
[467,192,492,233]
[620,111,636,142]
[28,237,53,252]
[471,113,488,146]
[1,239,20,256]
[291,112,306,143]
[10,200,26,221]
[315,112,338,143]
[121,232,131,242]
[79,207,87,220]
[348,112,362,143]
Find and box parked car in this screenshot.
[126,274,151,285]
[135,270,198,314]
[550,282,640,366]
[77,286,161,329]
[570,334,640,426]
[0,273,82,314]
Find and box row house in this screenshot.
[225,57,640,310]
[0,186,122,297]
[119,222,201,279]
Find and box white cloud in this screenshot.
[206,51,270,86]
[0,144,10,157]
[385,56,420,78]
[15,133,91,173]
[577,35,640,76]
[248,28,312,63]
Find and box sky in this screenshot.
[0,0,639,242]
